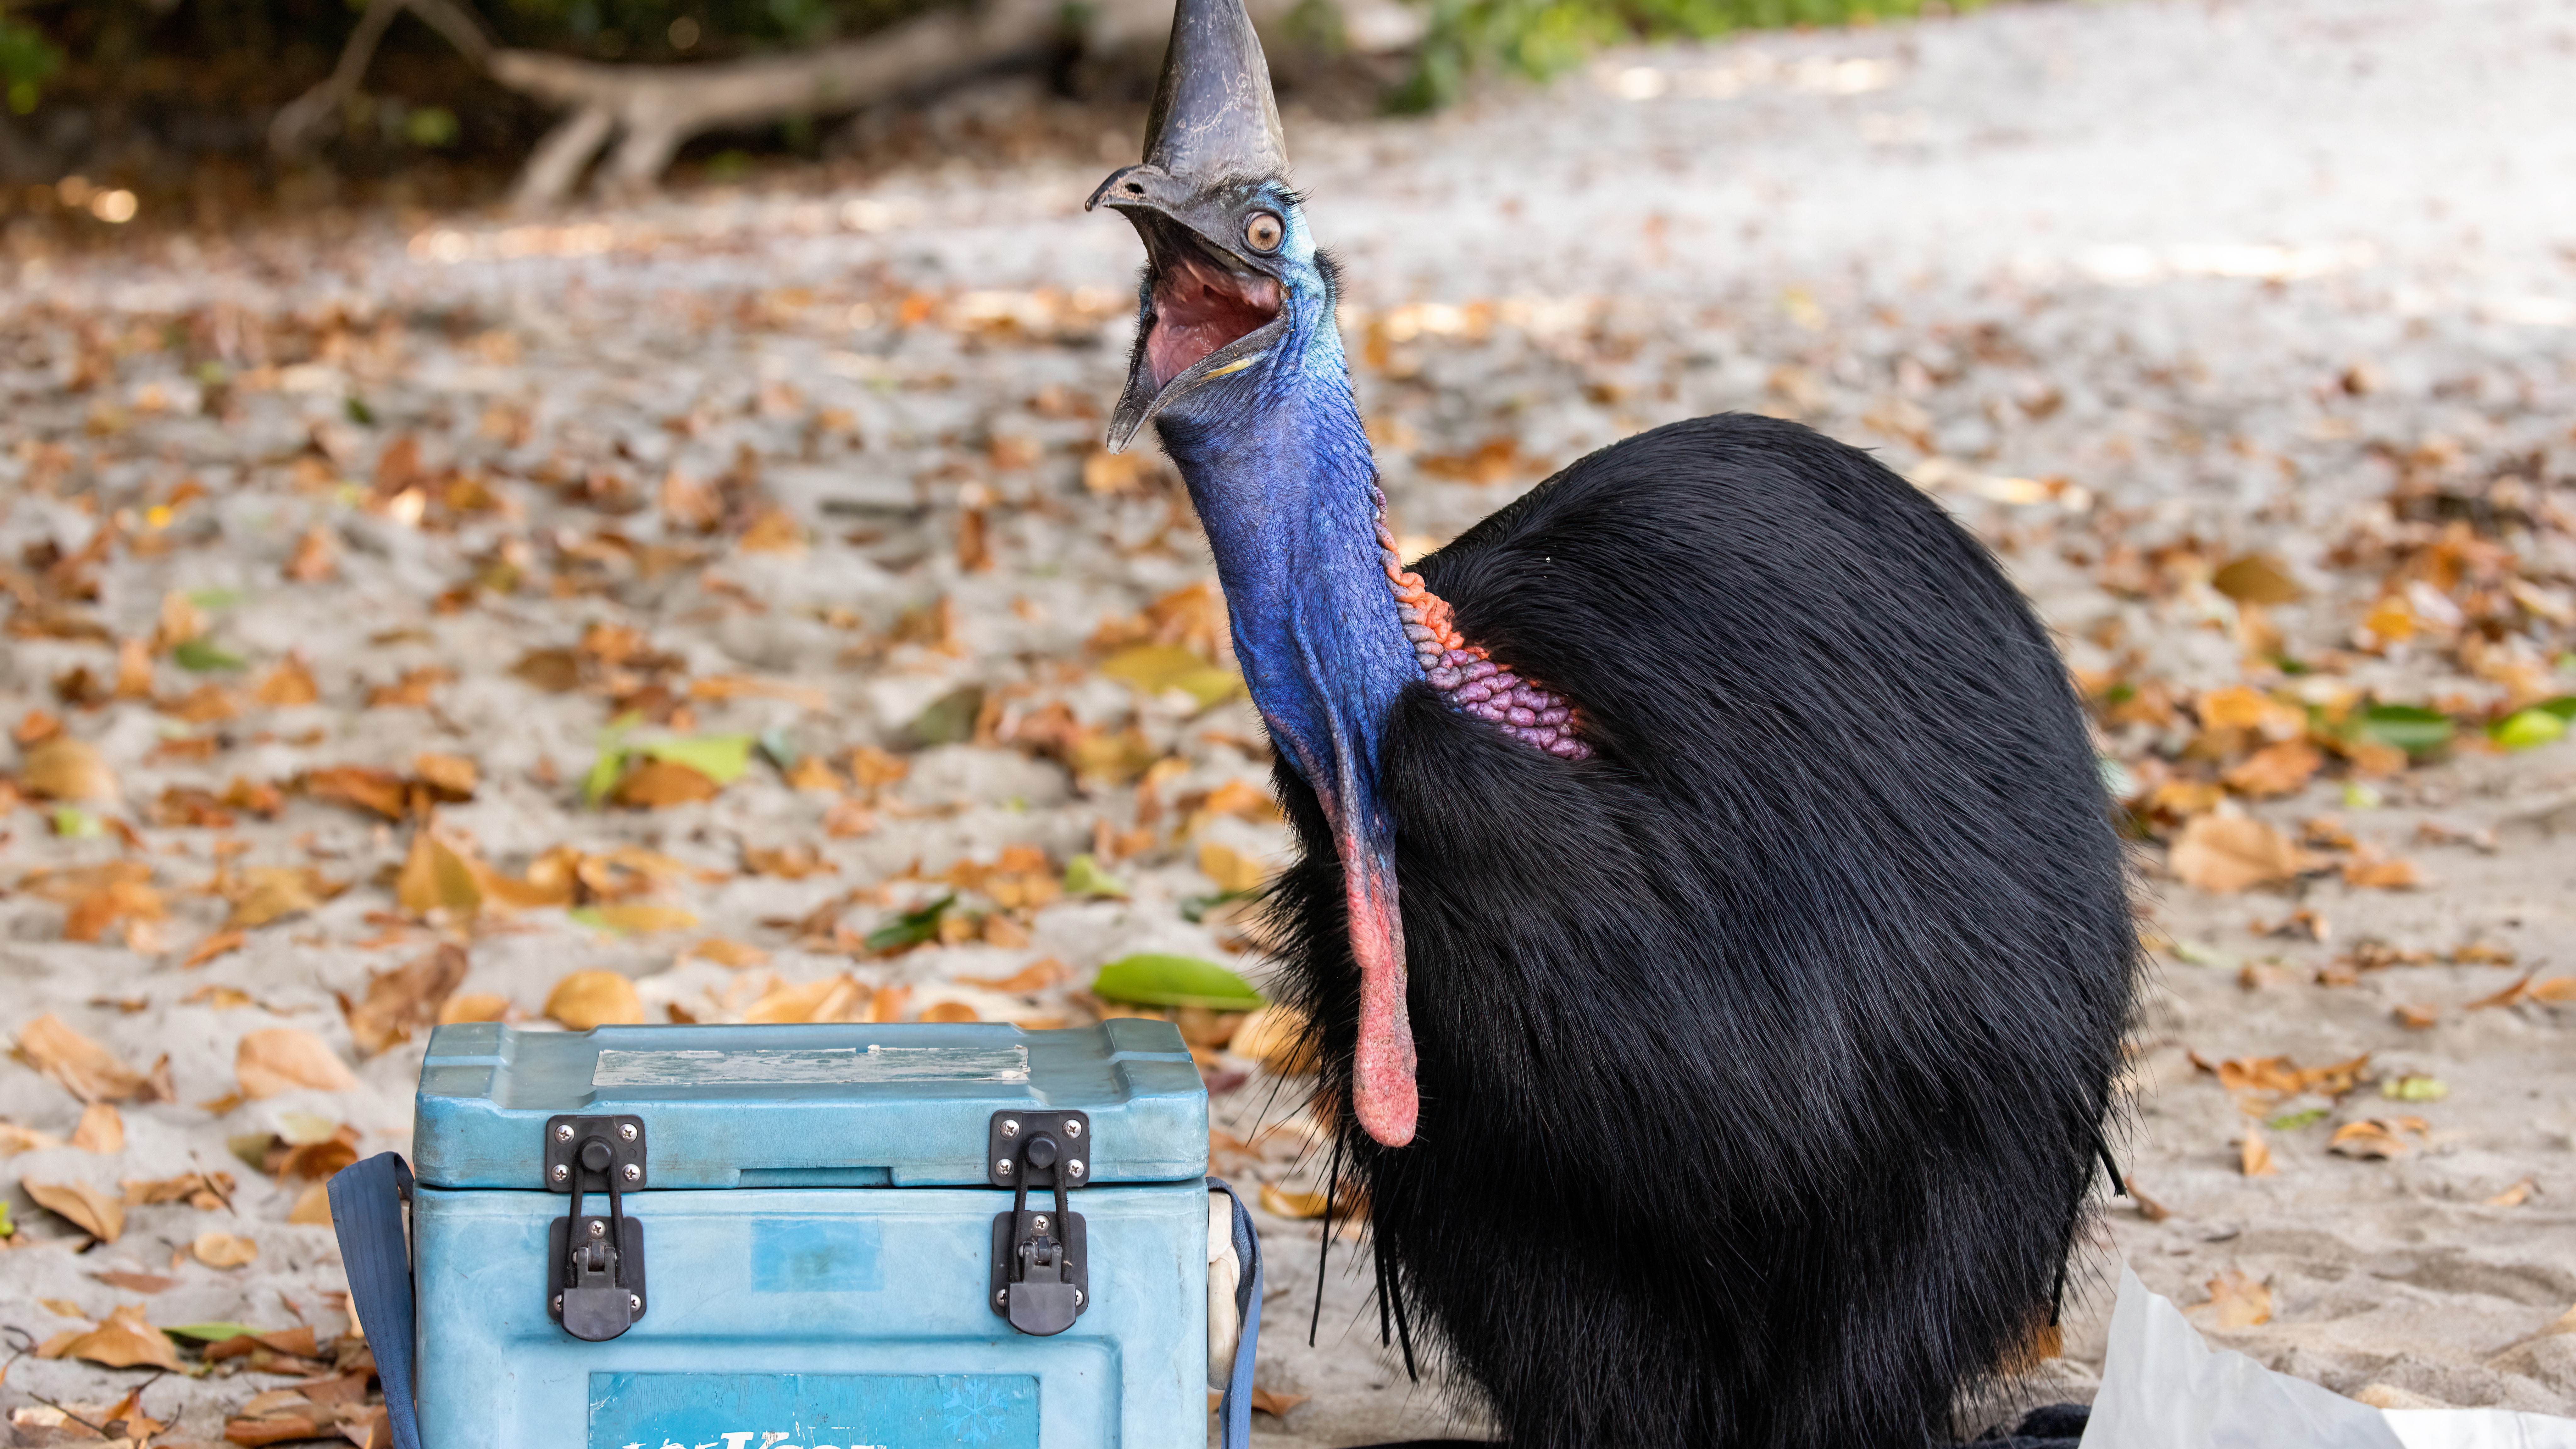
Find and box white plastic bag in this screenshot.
[2081,1264,2576,1449]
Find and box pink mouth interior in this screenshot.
[1146,249,1282,390]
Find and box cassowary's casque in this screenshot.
[1088,5,2139,1446]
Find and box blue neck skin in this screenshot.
[1147,228,1419,844]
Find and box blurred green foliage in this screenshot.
[1390,0,1983,111]
[0,7,61,116]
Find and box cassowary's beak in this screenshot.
[1086,0,1293,453]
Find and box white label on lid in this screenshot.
[590,1045,1030,1088]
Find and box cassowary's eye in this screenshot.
[1244,212,1284,253]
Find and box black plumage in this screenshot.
[1263,413,2139,1449]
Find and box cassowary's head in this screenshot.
[1086,0,1316,453]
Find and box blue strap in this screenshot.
[1206,1177,1263,1449]
[330,1153,423,1449]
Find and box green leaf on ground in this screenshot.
[172,638,246,672]
[1098,645,1244,710]
[1092,953,1265,1011]
[909,686,985,747]
[2266,1107,2328,1131]
[161,1322,261,1341]
[2381,1074,2449,1102]
[639,734,756,785]
[2357,704,2454,755]
[864,894,954,953]
[1061,853,1128,899]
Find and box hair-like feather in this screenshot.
[1263,413,2138,1449]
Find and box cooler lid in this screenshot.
[412,1020,1207,1190]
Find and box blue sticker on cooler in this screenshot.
[588,1372,1037,1449]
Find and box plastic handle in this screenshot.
[1206,1177,1264,1449]
[330,1153,424,1449]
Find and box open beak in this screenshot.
[1085,0,1293,452]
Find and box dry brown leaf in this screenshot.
[823,797,878,837]
[39,1303,182,1370]
[2199,1270,2273,1330]
[583,903,700,935]
[341,942,469,1055]
[2393,1003,2441,1030]
[2329,1119,2419,1159]
[305,765,408,819]
[236,1028,360,1098]
[2486,1178,2536,1209]
[123,1169,236,1209]
[683,938,769,969]
[745,974,867,1025]
[396,825,487,916]
[2169,814,2306,893]
[1231,1005,1316,1074]
[1196,842,1267,895]
[366,666,453,709]
[288,1181,333,1225]
[25,1179,127,1241]
[2212,554,2304,605]
[613,758,723,808]
[184,928,250,969]
[545,970,644,1030]
[2196,686,2307,740]
[69,1102,123,1153]
[957,958,1071,995]
[437,992,510,1025]
[847,745,910,791]
[155,590,208,650]
[2468,972,2539,1011]
[784,754,843,792]
[22,736,119,801]
[2239,1123,2276,1177]
[1258,1182,1329,1219]
[920,1001,980,1023]
[2222,741,2323,798]
[413,752,479,798]
[736,510,806,554]
[980,913,1031,948]
[743,842,836,879]
[1248,1386,1309,1419]
[194,1230,259,1267]
[226,865,339,929]
[0,1121,67,1155]
[17,1013,150,1102]
[2341,853,2423,890]
[253,656,321,707]
[94,1270,178,1293]
[283,525,338,582]
[2534,978,2576,1004]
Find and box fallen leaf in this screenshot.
[365,665,452,708]
[570,903,701,936]
[2212,554,2304,605]
[25,1179,126,1241]
[288,1181,333,1225]
[2468,972,2538,1011]
[1094,953,1263,1011]
[2196,686,2306,740]
[2393,1003,2440,1030]
[736,510,806,554]
[920,1001,980,1023]
[2223,741,2322,798]
[1099,644,1243,709]
[69,1102,123,1153]
[185,929,251,969]
[283,525,338,582]
[823,797,878,837]
[226,865,337,929]
[124,1169,236,1209]
[683,938,769,969]
[94,1271,179,1293]
[395,825,486,916]
[39,1302,182,1370]
[436,992,510,1025]
[746,974,868,1024]
[847,746,909,791]
[2129,1183,2172,1223]
[1229,1005,1315,1074]
[22,736,119,801]
[2168,815,2306,893]
[1258,1183,1329,1219]
[785,754,843,792]
[2330,1119,2425,1159]
[2486,1179,2536,1209]
[194,1230,259,1267]
[413,752,478,798]
[1062,853,1128,899]
[2536,978,2576,1004]
[612,758,723,807]
[305,765,409,819]
[252,657,321,706]
[2340,853,2423,890]
[743,842,835,879]
[1196,842,1268,896]
[2239,1123,2276,1177]
[545,970,643,1029]
[2199,1269,2273,1330]
[17,1013,152,1102]
[341,942,469,1055]
[1248,1386,1309,1418]
[0,1121,67,1155]
[235,1028,360,1098]
[2380,1074,2448,1102]
[958,958,1072,994]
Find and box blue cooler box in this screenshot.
[330,1020,1263,1449]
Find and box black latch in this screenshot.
[989,1110,1089,1336]
[544,1115,646,1342]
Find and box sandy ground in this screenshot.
[3,0,2575,1442]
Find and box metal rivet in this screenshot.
[1068,1159,1084,1178]
[555,1124,574,1142]
[588,1219,606,1237]
[622,1163,641,1182]
[551,1163,569,1182]
[629,1294,641,1311]
[1072,1288,1084,1307]
[552,1295,564,1312]
[995,1289,1008,1307]
[1000,1119,1019,1137]
[618,1123,637,1141]
[1032,1215,1048,1233]
[1063,1120,1081,1139]
[997,1158,1013,1176]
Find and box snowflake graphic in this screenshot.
[939,1379,1010,1444]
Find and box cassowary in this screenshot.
[1087,5,2139,1446]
